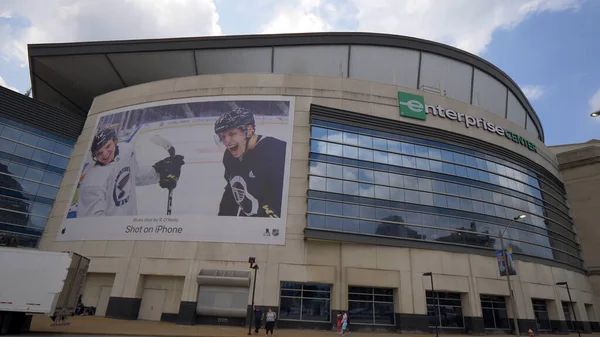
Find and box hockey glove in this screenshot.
[153,155,185,190]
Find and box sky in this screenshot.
[0,0,599,146]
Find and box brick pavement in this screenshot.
[29,315,599,337]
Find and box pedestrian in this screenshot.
[341,311,349,337]
[345,312,352,334]
[336,312,342,334]
[265,307,277,336]
[254,306,263,335]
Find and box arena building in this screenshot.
[26,32,599,334]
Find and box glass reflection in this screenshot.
[310,125,568,205]
[0,120,73,249]
[308,123,582,269]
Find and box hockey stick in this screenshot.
[150,134,175,157]
[150,134,175,215]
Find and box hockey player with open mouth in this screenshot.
[76,127,185,217]
[214,108,287,218]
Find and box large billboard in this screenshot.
[58,96,294,245]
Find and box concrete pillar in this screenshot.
[176,260,200,325]
[105,257,144,320]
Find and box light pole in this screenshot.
[248,257,259,336]
[499,214,526,336]
[423,272,439,337]
[556,282,581,337]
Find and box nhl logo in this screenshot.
[272,229,279,237]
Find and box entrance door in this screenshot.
[138,289,166,321]
[95,287,112,317]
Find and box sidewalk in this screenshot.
[29,315,600,337]
[29,315,400,337]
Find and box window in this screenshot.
[348,286,395,325]
[349,45,419,89]
[472,68,507,118]
[1,126,22,141]
[427,291,464,328]
[53,143,73,157]
[41,171,63,186]
[274,45,348,77]
[532,299,551,331]
[279,282,330,322]
[562,302,574,332]
[419,52,472,104]
[481,295,509,330]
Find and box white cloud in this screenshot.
[260,0,333,34]
[0,75,19,92]
[589,88,600,113]
[348,0,581,55]
[0,0,222,67]
[260,0,580,55]
[521,85,545,101]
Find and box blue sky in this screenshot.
[481,0,600,145]
[1,0,598,146]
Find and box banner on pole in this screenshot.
[496,248,517,276]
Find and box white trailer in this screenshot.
[0,247,90,335]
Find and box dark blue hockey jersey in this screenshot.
[218,136,287,218]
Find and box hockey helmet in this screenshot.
[91,127,117,155]
[214,108,255,135]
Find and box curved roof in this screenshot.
[27,31,544,141]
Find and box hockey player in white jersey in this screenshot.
[76,127,185,217]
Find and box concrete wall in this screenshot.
[81,272,115,307]
[551,142,600,307]
[38,73,595,329]
[74,240,598,320]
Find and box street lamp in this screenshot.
[499,214,526,336]
[556,282,581,337]
[423,272,439,337]
[247,257,259,336]
[591,110,600,118]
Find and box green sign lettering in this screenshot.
[397,91,537,153]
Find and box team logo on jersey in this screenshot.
[113,166,132,207]
[229,175,259,216]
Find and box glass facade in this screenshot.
[427,291,464,328]
[0,117,74,248]
[307,119,583,269]
[481,295,510,330]
[347,286,395,325]
[279,282,331,322]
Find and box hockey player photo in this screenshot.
[214,108,287,218]
[61,96,293,245]
[75,127,185,217]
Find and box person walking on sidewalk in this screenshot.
[253,306,264,335]
[340,311,350,336]
[265,307,277,336]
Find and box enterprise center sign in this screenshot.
[398,91,537,153]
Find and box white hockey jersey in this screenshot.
[76,142,160,217]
